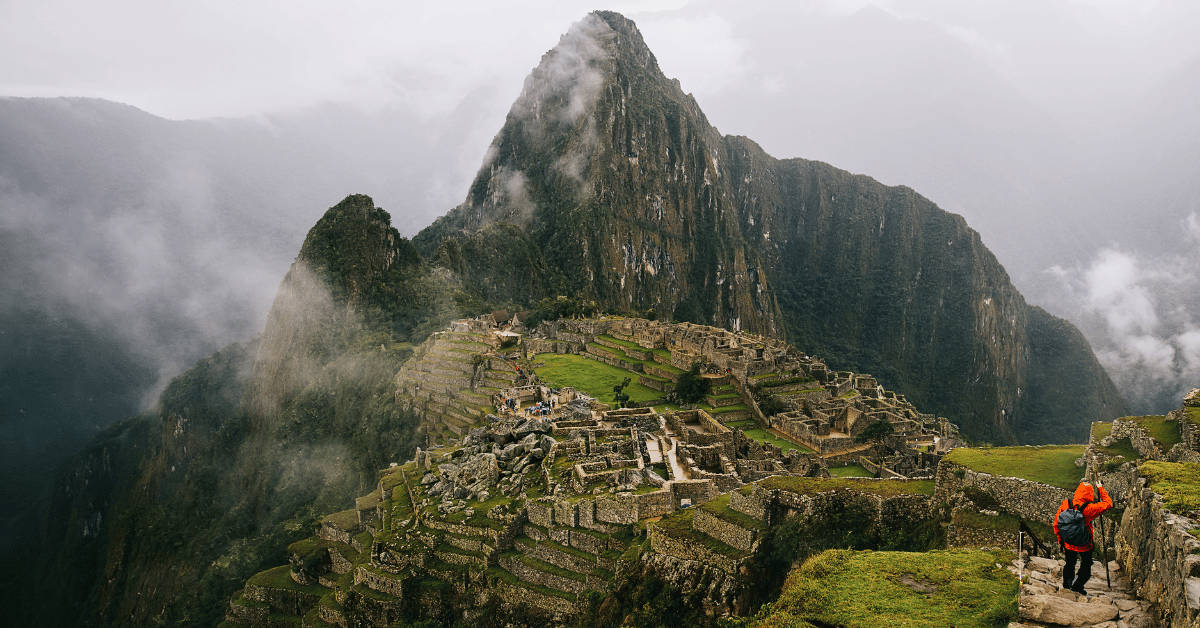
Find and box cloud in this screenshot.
[1081,249,1159,336]
[1186,211,1200,244]
[1047,239,1200,412]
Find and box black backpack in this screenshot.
[1057,498,1093,547]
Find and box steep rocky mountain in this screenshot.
[17,9,1131,626]
[416,11,1125,443]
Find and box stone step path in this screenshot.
[1009,555,1157,627]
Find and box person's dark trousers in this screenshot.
[1062,546,1094,592]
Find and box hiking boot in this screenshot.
[1072,586,1088,597]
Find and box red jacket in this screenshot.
[1053,483,1113,552]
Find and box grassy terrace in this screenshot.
[323,509,359,530]
[944,446,1085,491]
[1128,415,1181,450]
[596,334,645,352]
[247,565,328,595]
[751,549,1017,628]
[653,508,746,557]
[700,493,766,530]
[1091,421,1113,442]
[486,566,577,601]
[1140,461,1200,515]
[532,353,663,407]
[829,463,872,478]
[759,476,935,497]
[742,427,815,454]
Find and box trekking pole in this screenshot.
[1089,464,1111,589]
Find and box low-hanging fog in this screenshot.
[3,0,1200,503]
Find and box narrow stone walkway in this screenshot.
[1009,555,1156,627]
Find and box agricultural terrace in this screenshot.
[944,446,1086,491]
[531,353,664,407]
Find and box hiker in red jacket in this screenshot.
[1052,481,1113,594]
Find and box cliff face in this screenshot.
[415,11,1124,443]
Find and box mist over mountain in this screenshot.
[0,94,498,565]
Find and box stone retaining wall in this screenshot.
[935,457,1072,527]
[692,508,757,552]
[1115,468,1200,627]
[648,525,743,573]
[492,581,578,620]
[498,554,587,595]
[527,541,595,574]
[243,583,322,616]
[355,564,405,597]
[423,518,504,543]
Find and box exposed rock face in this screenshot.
[414,11,1125,443]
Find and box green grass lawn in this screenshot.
[1091,421,1113,443]
[750,549,1017,628]
[1097,438,1140,462]
[829,463,873,478]
[743,428,815,453]
[532,353,662,407]
[1140,461,1200,515]
[944,446,1085,490]
[1128,415,1181,450]
[758,476,935,497]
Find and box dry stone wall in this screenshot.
[934,457,1072,527]
[1115,469,1200,627]
[692,508,757,552]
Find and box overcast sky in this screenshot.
[4,0,1200,411]
[3,1,1197,121]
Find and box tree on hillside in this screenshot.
[613,377,632,408]
[673,364,710,405]
[856,419,895,443]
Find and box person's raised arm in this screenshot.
[1085,484,1114,519]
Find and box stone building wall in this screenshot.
[1115,468,1200,627]
[670,478,718,508]
[636,488,674,519]
[596,492,638,525]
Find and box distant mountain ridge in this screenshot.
[414,11,1125,443]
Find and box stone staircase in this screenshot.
[1011,555,1156,627]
